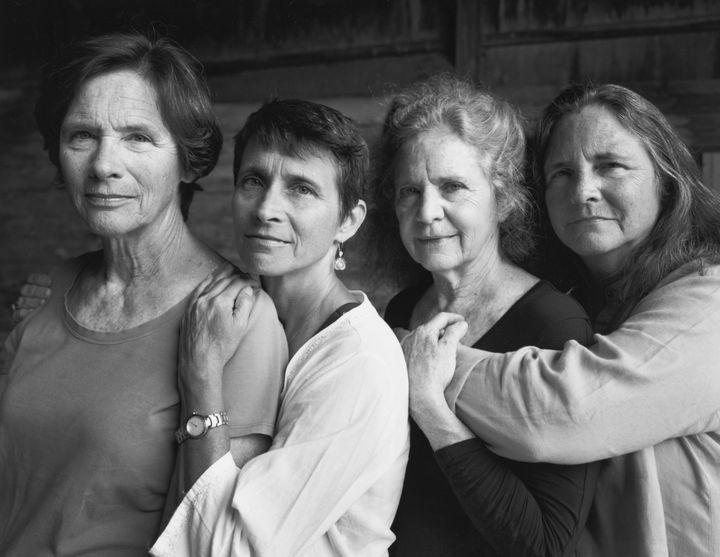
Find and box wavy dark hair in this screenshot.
[370,74,537,286]
[34,32,222,220]
[534,83,720,330]
[233,98,369,221]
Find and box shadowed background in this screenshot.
[3,0,720,362]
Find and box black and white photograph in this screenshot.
[1,1,719,555]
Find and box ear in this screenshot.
[336,200,367,244]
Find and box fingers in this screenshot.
[230,285,255,327]
[441,320,468,345]
[27,273,52,287]
[423,312,466,332]
[415,312,466,341]
[11,306,36,324]
[19,283,52,299]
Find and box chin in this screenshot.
[86,220,139,238]
[237,254,281,277]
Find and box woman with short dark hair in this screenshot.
[404,83,720,556]
[151,99,409,557]
[0,33,285,555]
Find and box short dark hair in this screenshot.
[34,32,222,219]
[233,98,369,220]
[534,83,720,329]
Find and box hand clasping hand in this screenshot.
[397,312,468,420]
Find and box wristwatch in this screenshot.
[175,411,229,444]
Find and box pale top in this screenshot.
[151,293,410,557]
[442,262,720,557]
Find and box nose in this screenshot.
[254,184,283,222]
[568,168,601,205]
[90,137,122,180]
[417,187,444,224]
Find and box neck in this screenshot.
[418,253,538,343]
[262,264,356,356]
[100,211,193,287]
[582,251,626,285]
[431,252,515,310]
[70,216,220,331]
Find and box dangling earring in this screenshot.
[334,242,346,271]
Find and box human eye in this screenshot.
[545,167,572,185]
[395,185,420,200]
[128,133,152,143]
[238,175,264,190]
[66,129,94,143]
[442,181,466,194]
[290,182,317,197]
[597,160,626,173]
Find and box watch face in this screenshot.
[186,415,206,438]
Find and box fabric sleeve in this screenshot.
[152,338,408,557]
[223,289,287,439]
[435,439,600,557]
[435,289,598,556]
[0,327,21,397]
[0,260,75,398]
[445,266,720,464]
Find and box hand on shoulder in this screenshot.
[179,264,261,389]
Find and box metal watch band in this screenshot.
[175,411,229,444]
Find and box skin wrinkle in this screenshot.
[544,105,662,281]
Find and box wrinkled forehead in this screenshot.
[546,105,646,159]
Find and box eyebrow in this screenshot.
[238,164,322,187]
[544,149,630,169]
[61,115,160,134]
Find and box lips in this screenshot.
[84,192,135,206]
[245,232,290,244]
[416,234,457,242]
[567,216,613,225]
[85,193,133,200]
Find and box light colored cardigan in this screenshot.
[445,262,720,557]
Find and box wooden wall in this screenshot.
[456,0,720,159]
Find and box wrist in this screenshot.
[410,391,451,427]
[176,410,229,444]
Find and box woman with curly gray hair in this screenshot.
[374,74,600,556]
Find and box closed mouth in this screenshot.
[568,216,613,225]
[416,234,456,242]
[246,233,289,244]
[85,193,134,200]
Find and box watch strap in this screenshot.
[175,411,229,444]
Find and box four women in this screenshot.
[6,30,720,556]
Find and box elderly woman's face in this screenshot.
[543,105,662,279]
[393,126,501,277]
[59,69,189,238]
